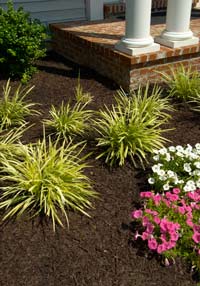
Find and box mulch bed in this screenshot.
[0,52,199,286]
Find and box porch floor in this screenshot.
[50,17,200,91]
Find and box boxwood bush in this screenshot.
[0,1,47,82]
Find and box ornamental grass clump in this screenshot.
[0,136,97,231]
[159,65,200,102]
[132,188,200,273]
[0,79,39,129]
[148,144,200,193]
[94,84,173,167]
[44,83,93,141]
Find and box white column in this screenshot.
[86,0,104,21]
[115,0,160,56]
[155,0,199,48]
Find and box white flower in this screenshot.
[194,161,200,169]
[157,169,165,176]
[193,170,200,176]
[185,180,196,191]
[176,145,184,153]
[195,143,200,150]
[167,170,175,178]
[168,146,176,152]
[152,164,162,173]
[148,177,155,184]
[163,183,170,191]
[159,148,167,155]
[196,179,200,188]
[153,155,159,161]
[176,152,184,157]
[184,163,192,173]
[159,175,167,181]
[183,185,191,192]
[165,153,171,162]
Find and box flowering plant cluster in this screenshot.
[148,144,200,193]
[132,188,200,271]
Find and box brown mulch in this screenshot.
[0,52,199,286]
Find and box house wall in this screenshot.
[0,0,86,25]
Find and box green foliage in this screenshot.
[44,96,92,141]
[159,65,200,102]
[0,124,27,160]
[0,136,97,231]
[0,79,39,129]
[94,84,173,167]
[0,0,47,82]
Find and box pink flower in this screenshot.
[166,192,179,202]
[146,223,154,234]
[145,209,158,216]
[162,198,170,207]
[178,206,185,215]
[141,231,150,240]
[172,188,181,195]
[184,205,192,213]
[192,232,200,244]
[132,210,143,219]
[153,216,161,225]
[193,225,200,233]
[198,249,200,255]
[187,191,200,201]
[186,219,194,228]
[152,194,161,206]
[157,244,167,254]
[170,232,179,242]
[140,192,153,198]
[148,238,158,250]
[142,216,149,227]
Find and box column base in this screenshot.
[115,41,160,56]
[155,36,199,48]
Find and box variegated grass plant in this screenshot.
[44,81,93,141]
[93,83,173,167]
[0,79,39,129]
[0,136,97,231]
[158,64,200,102]
[0,124,27,160]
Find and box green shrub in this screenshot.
[0,0,47,82]
[94,84,173,167]
[0,136,97,230]
[0,79,39,129]
[159,65,200,102]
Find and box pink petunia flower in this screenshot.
[148,238,158,250]
[132,210,143,219]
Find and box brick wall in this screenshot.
[50,23,200,91]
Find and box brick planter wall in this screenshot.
[50,19,200,91]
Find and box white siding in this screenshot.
[0,0,86,24]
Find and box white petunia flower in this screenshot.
[194,161,200,169]
[168,146,176,152]
[159,148,167,155]
[148,177,155,184]
[163,183,170,191]
[153,155,159,161]
[184,163,192,173]
[195,143,200,150]
[176,145,184,153]
[152,164,162,173]
[157,169,165,176]
[167,170,175,178]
